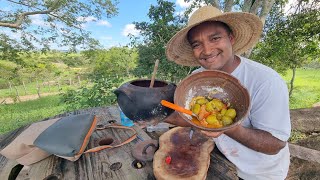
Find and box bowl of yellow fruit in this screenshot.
[174,70,250,132]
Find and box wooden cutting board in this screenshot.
[153,127,214,180]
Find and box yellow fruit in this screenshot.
[196,98,208,105]
[216,113,223,120]
[205,102,214,112]
[225,108,236,119]
[220,109,227,116]
[206,115,219,125]
[222,116,233,126]
[192,104,201,115]
[211,99,224,111]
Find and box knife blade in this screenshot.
[189,127,194,140]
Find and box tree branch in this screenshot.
[249,0,261,15]
[0,9,53,29]
[259,0,275,26]
[224,0,234,12]
[211,0,221,10]
[1,0,64,29]
[242,0,253,12]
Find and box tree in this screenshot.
[131,0,194,83]
[0,0,119,61]
[91,47,138,79]
[251,1,320,96]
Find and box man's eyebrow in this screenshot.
[209,32,222,37]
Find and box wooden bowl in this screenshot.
[174,70,250,132]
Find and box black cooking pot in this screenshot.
[114,79,176,122]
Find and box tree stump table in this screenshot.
[0,106,237,180]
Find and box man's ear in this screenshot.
[229,33,235,45]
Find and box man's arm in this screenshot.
[163,111,191,127]
[202,125,286,155]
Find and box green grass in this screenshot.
[281,68,320,109]
[0,95,67,134]
[0,81,78,98]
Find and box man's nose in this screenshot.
[203,42,213,55]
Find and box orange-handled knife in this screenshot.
[160,100,197,141]
[160,100,194,117]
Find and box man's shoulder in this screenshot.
[239,56,283,81]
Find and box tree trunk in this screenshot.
[36,80,41,98]
[242,0,253,12]
[249,0,262,14]
[211,0,221,9]
[78,76,81,86]
[8,81,13,93]
[289,67,296,97]
[22,81,27,95]
[13,86,21,102]
[259,0,275,26]
[224,0,234,12]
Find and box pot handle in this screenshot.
[113,88,133,102]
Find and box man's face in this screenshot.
[188,22,235,72]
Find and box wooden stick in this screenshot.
[149,59,159,88]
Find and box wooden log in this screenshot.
[289,143,320,164]
[290,107,320,133]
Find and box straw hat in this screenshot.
[166,6,263,66]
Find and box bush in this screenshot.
[61,75,124,111]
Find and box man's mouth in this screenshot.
[201,52,221,62]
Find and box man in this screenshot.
[163,6,291,180]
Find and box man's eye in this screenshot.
[191,43,200,49]
[211,37,221,41]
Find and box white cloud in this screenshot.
[176,0,192,8]
[76,16,97,22]
[1,29,21,39]
[30,14,49,27]
[97,20,112,27]
[122,24,140,36]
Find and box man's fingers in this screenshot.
[200,130,223,138]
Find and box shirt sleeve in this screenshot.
[249,78,291,141]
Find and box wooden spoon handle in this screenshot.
[149,59,159,88]
[161,100,193,116]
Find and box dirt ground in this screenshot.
[0,92,59,104]
[287,135,320,180]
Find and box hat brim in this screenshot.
[166,12,263,67]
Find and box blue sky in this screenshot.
[0,0,191,50]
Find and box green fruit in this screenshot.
[206,115,219,125]
[196,98,208,105]
[222,116,233,126]
[225,108,236,119]
[192,104,201,115]
[220,109,227,116]
[205,102,214,112]
[211,99,224,111]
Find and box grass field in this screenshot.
[0,68,319,135]
[282,68,320,109]
[0,95,67,134]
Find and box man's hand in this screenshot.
[163,111,191,127]
[200,123,240,138]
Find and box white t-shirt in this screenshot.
[194,56,291,180]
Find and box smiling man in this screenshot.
[164,6,291,180]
